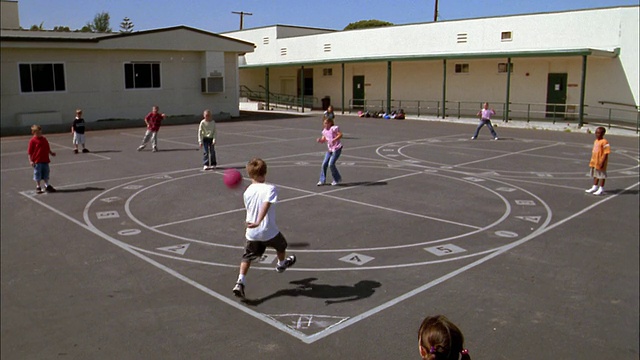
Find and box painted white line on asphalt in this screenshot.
[302,180,639,343]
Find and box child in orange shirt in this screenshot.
[585,127,611,196]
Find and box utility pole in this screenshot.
[434,0,439,22]
[232,11,253,30]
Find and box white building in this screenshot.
[0,0,254,130]
[225,6,639,125]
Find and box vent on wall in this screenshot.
[457,33,468,43]
[201,76,224,93]
[323,43,331,52]
[280,48,287,56]
[263,37,270,45]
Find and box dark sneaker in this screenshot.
[45,185,56,193]
[232,282,245,298]
[73,149,78,154]
[36,186,43,194]
[82,148,90,153]
[276,255,297,273]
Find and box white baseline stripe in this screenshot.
[452,142,562,167]
[303,181,639,343]
[19,191,312,343]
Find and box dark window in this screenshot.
[19,63,66,93]
[455,63,469,73]
[124,62,161,89]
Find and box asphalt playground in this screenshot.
[1,112,639,359]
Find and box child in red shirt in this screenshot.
[585,126,611,196]
[137,105,166,152]
[27,125,57,194]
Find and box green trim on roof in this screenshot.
[239,48,619,69]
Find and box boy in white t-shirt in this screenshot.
[233,158,296,298]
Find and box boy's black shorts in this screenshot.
[241,232,288,262]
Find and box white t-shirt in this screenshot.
[244,182,279,241]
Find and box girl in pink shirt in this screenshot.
[471,102,499,140]
[316,117,343,186]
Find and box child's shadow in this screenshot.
[242,277,381,306]
[605,188,639,195]
[53,187,105,193]
[333,181,387,187]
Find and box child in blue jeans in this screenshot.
[316,117,343,186]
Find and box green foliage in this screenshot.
[86,11,112,33]
[119,17,134,33]
[343,19,393,31]
[29,22,44,31]
[53,26,70,32]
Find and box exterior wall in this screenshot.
[619,8,640,105]
[228,8,629,65]
[230,6,638,120]
[0,47,242,127]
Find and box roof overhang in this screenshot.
[239,48,620,69]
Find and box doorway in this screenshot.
[545,73,568,118]
[352,75,365,109]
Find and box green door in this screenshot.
[545,73,567,118]
[352,76,365,109]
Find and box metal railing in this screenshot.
[240,86,318,111]
[347,99,639,133]
[239,88,639,133]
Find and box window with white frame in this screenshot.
[501,31,512,41]
[454,63,469,73]
[124,62,161,89]
[19,63,66,93]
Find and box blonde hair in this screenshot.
[76,109,83,115]
[246,158,267,179]
[30,124,42,134]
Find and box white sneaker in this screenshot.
[585,185,598,193]
[317,181,325,186]
[493,137,499,141]
[203,165,209,170]
[137,145,145,151]
[593,187,604,196]
[470,136,476,140]
[331,180,340,186]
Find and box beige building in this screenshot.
[0,1,254,130]
[225,6,639,125]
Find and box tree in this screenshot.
[343,19,393,31]
[85,11,112,33]
[120,17,134,33]
[29,22,44,31]
[53,26,71,32]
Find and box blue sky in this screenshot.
[16,0,640,33]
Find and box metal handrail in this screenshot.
[346,98,639,133]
